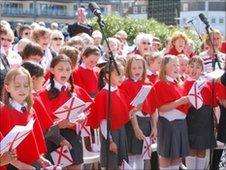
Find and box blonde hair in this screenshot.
[188,56,204,71]
[144,52,162,66]
[125,54,147,81]
[159,55,178,81]
[59,45,79,69]
[170,31,188,47]
[2,67,33,112]
[50,30,64,40]
[204,28,222,47]
[31,26,50,43]
[0,25,14,42]
[67,36,84,47]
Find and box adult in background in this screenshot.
[67,7,93,37]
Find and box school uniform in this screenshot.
[165,47,184,56]
[33,91,53,133]
[39,80,93,165]
[215,82,226,143]
[73,63,100,98]
[183,79,217,149]
[154,76,189,159]
[0,100,47,165]
[147,69,158,84]
[87,84,130,168]
[120,79,156,154]
[0,132,7,170]
[33,91,65,150]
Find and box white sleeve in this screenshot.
[100,119,112,140]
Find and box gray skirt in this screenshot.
[100,126,128,169]
[125,116,151,154]
[157,116,189,159]
[187,105,217,149]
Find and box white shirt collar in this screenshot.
[9,98,27,113]
[166,75,176,83]
[46,79,67,91]
[103,83,118,92]
[131,77,140,82]
[80,62,87,69]
[147,69,155,76]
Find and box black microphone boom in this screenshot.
[185,17,195,24]
[88,2,102,18]
[199,13,210,28]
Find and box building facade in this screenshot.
[180,0,226,37]
[0,0,144,25]
[147,0,181,25]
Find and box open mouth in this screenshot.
[19,93,26,97]
[60,76,67,81]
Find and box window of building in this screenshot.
[133,6,138,14]
[182,3,188,11]
[219,18,224,24]
[211,18,216,24]
[209,2,226,11]
[187,2,205,11]
[141,6,146,13]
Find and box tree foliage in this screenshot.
[89,15,201,50]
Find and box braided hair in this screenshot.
[47,54,74,99]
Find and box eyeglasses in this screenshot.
[1,37,12,42]
[53,37,63,41]
[142,42,151,45]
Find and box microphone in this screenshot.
[89,2,102,18]
[185,17,195,24]
[199,13,210,27]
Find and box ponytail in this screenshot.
[98,66,107,90]
[48,73,60,99]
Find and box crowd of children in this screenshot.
[0,18,226,170]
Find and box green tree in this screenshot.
[89,15,201,51]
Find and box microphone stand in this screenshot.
[205,26,222,71]
[189,21,202,41]
[204,25,221,170]
[96,16,120,170]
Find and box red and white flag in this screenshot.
[142,137,152,160]
[54,94,91,123]
[51,146,73,167]
[120,159,132,170]
[0,118,35,154]
[188,80,206,110]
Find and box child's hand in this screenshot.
[134,127,145,140]
[57,119,70,129]
[180,96,189,105]
[60,139,72,150]
[75,113,87,124]
[130,104,143,118]
[38,156,52,168]
[219,99,226,108]
[150,126,157,139]
[0,150,17,166]
[109,140,117,154]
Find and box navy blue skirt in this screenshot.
[100,126,128,168]
[217,105,226,143]
[157,116,189,159]
[187,105,217,149]
[125,116,151,154]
